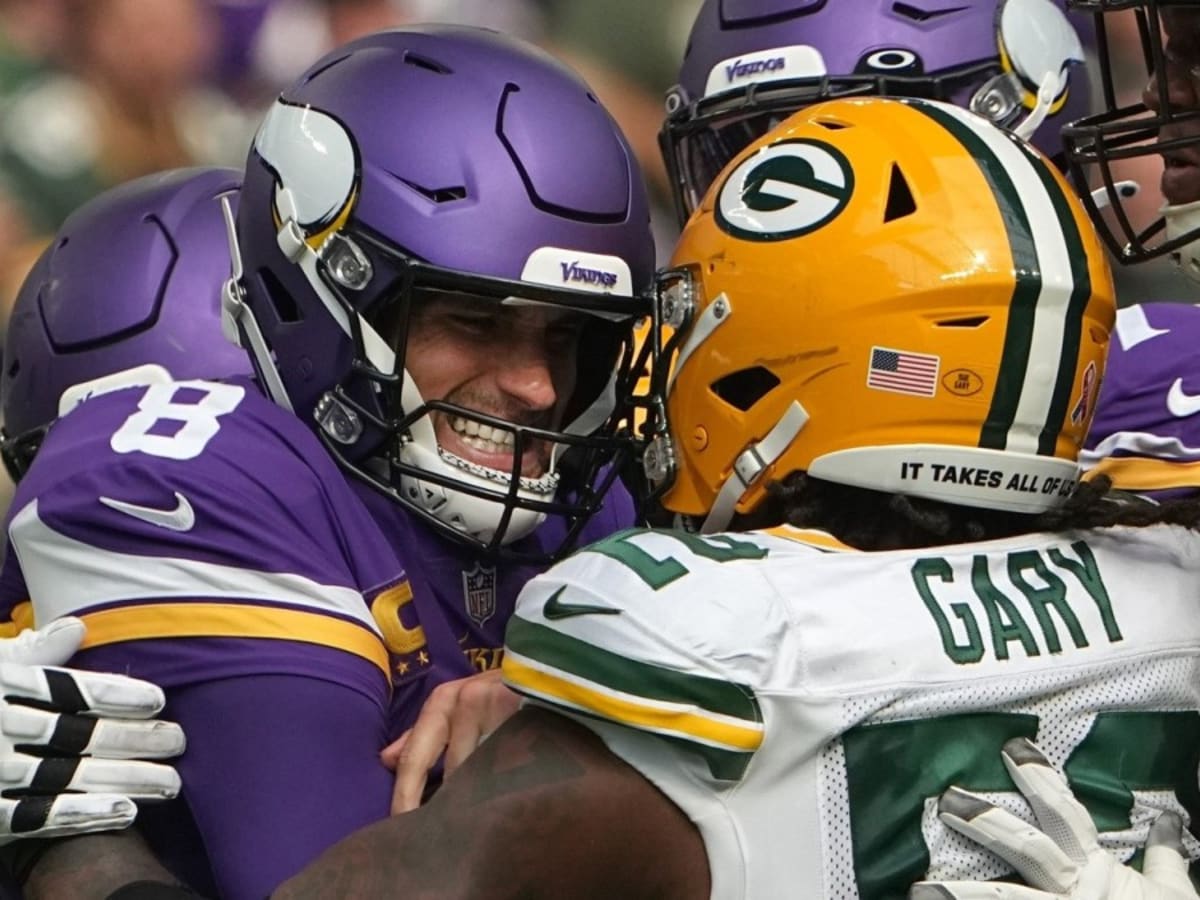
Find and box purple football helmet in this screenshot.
[1081,302,1200,500]
[1062,1,1200,279]
[227,26,654,558]
[1,167,253,482]
[662,0,1094,223]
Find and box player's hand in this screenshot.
[0,616,185,843]
[909,737,1197,899]
[382,669,520,813]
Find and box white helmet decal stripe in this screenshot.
[910,100,1085,457]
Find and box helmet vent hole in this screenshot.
[816,119,849,130]
[711,366,780,412]
[402,52,451,75]
[891,3,968,22]
[937,316,989,328]
[259,268,302,324]
[884,164,917,222]
[400,178,467,204]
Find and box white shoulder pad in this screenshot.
[504,527,789,780]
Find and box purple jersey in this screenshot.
[355,472,635,740]
[1,378,410,897]
[0,376,634,897]
[1080,303,1200,500]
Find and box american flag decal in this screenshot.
[867,346,940,397]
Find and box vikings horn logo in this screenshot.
[253,99,358,241]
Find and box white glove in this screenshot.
[910,737,1197,899]
[0,617,184,843]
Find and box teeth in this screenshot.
[449,416,516,454]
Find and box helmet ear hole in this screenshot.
[711,366,780,412]
[884,164,917,223]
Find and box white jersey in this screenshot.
[502,524,1200,900]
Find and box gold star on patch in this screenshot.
[418,650,430,666]
[396,660,410,675]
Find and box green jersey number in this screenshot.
[579,527,768,590]
[842,710,1200,899]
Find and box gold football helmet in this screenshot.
[645,96,1116,532]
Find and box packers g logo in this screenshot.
[716,139,855,241]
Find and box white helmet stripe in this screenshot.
[910,100,1083,457]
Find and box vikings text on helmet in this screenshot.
[229,26,654,557]
[662,0,1093,224]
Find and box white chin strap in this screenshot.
[1013,71,1059,143]
[549,359,620,470]
[669,293,731,394]
[219,193,293,410]
[700,401,809,534]
[1163,198,1200,284]
[661,289,805,534]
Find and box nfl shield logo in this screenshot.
[462,563,497,628]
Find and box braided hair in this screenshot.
[749,472,1200,552]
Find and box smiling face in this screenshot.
[402,290,588,479]
[1147,7,1200,205]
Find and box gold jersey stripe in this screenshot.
[504,654,764,752]
[79,601,389,675]
[0,601,34,638]
[1084,456,1200,492]
[761,525,857,552]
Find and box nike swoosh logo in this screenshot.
[99,492,196,532]
[542,586,621,621]
[1167,378,1200,418]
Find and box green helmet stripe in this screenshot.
[904,99,1083,457]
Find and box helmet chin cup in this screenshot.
[397,439,548,545]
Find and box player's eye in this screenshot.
[447,312,494,336]
[547,318,586,352]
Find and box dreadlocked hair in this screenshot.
[755,471,1200,552]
